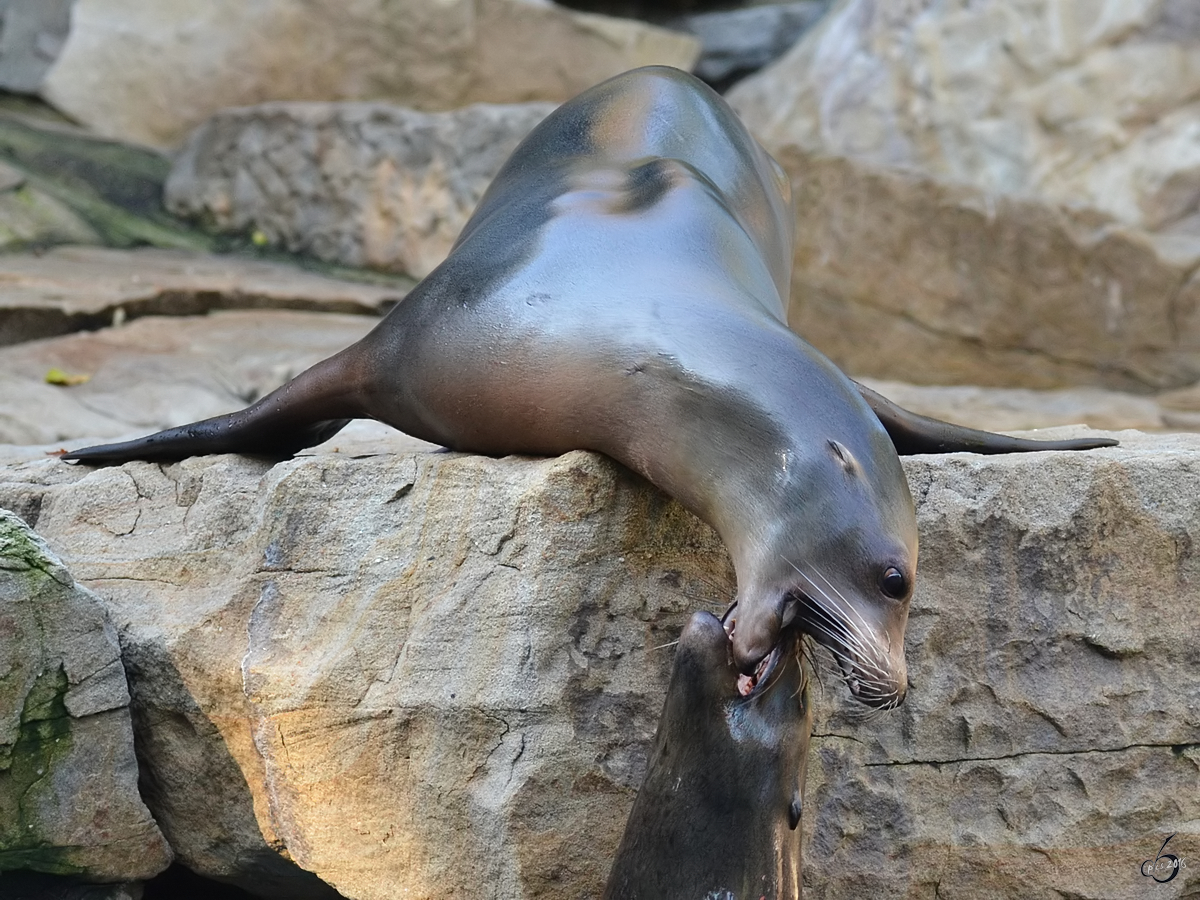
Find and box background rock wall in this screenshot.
[37,0,697,148]
[730,0,1200,392]
[165,102,555,279]
[773,147,1200,392]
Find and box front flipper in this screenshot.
[61,350,364,465]
[60,416,351,464]
[855,382,1119,455]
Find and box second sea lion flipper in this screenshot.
[61,350,366,465]
[854,382,1120,455]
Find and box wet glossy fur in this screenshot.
[603,612,810,900]
[63,67,1116,688]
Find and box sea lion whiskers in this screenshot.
[800,599,896,693]
[798,560,890,653]
[782,557,905,709]
[799,634,839,690]
[689,571,737,603]
[784,638,810,703]
[781,557,887,662]
[647,639,681,652]
[842,699,898,724]
[795,598,888,682]
[794,623,893,721]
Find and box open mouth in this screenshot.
[721,605,783,698]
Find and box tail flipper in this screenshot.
[855,382,1120,455]
[62,350,367,465]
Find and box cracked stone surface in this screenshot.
[801,433,1200,899]
[0,449,722,899]
[0,309,386,448]
[0,430,1197,899]
[729,0,1200,393]
[165,101,556,280]
[0,508,171,882]
[0,246,406,347]
[38,0,698,149]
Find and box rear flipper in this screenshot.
[61,351,366,465]
[855,382,1120,455]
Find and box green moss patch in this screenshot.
[0,665,85,876]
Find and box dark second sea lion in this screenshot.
[62,66,1116,698]
[603,611,811,900]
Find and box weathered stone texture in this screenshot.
[0,310,441,452]
[39,0,698,149]
[771,150,1200,392]
[0,430,1196,899]
[0,450,728,899]
[0,0,75,93]
[801,434,1200,899]
[0,509,170,882]
[0,247,404,347]
[730,0,1200,230]
[729,0,1200,392]
[165,102,555,279]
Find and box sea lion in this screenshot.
[62,66,1116,701]
[603,611,811,900]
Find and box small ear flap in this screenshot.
[827,439,858,474]
[788,794,803,831]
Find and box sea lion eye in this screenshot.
[881,567,907,599]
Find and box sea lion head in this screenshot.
[728,431,916,710]
[603,610,809,899]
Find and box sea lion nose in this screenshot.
[730,610,778,675]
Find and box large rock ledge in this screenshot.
[0,432,1197,900]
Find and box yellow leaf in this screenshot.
[45,368,91,387]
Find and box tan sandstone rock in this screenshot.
[804,431,1200,900]
[0,309,382,447]
[0,430,1196,900]
[0,449,729,899]
[729,0,1200,392]
[0,509,171,882]
[39,0,699,150]
[0,246,405,347]
[165,101,556,279]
